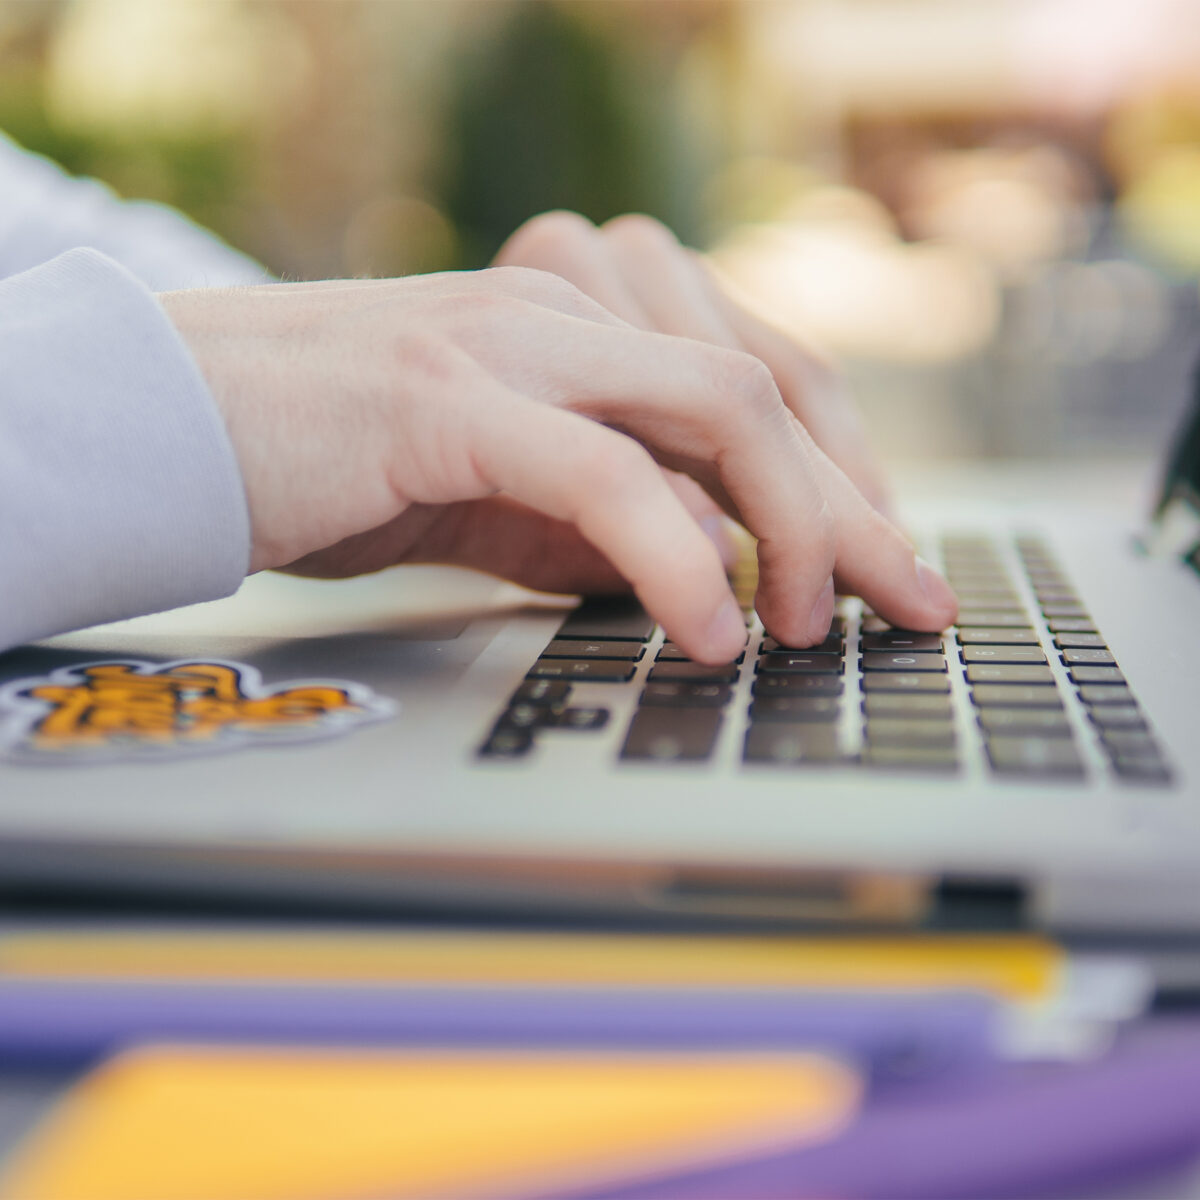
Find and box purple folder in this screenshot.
[0,979,994,1086]
[558,1019,1200,1200]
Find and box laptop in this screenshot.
[1,363,1199,937]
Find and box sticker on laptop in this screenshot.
[0,659,396,766]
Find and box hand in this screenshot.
[161,267,956,665]
[494,210,892,514]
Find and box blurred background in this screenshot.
[3,0,1200,465]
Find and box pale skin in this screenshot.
[160,211,957,665]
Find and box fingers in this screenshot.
[601,214,743,348]
[494,211,651,327]
[214,247,951,651]
[468,391,747,663]
[405,497,632,596]
[393,486,736,596]
[694,259,895,515]
[506,312,953,643]
[470,312,835,645]
[500,211,891,512]
[799,429,959,632]
[662,470,738,572]
[499,211,893,523]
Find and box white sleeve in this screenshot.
[0,131,267,290]
[0,249,251,652]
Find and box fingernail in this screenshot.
[699,514,737,570]
[705,597,746,660]
[807,577,836,643]
[915,556,958,617]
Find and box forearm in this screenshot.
[0,250,251,652]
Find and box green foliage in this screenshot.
[442,1,693,267]
[0,72,248,246]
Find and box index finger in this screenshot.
[799,429,959,632]
[696,257,894,516]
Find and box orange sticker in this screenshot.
[0,659,395,765]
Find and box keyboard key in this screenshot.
[528,659,636,682]
[648,662,740,684]
[955,593,1023,610]
[862,693,954,718]
[971,685,1064,708]
[1033,591,1082,607]
[861,673,950,694]
[862,744,958,771]
[541,639,645,661]
[478,727,535,758]
[955,598,1024,613]
[654,644,692,662]
[944,559,1007,573]
[1053,633,1107,649]
[750,695,841,722]
[757,652,843,675]
[1098,728,1159,754]
[1087,705,1146,731]
[511,680,571,710]
[941,572,1012,585]
[1047,617,1096,633]
[962,646,1047,665]
[496,702,561,731]
[1060,648,1117,665]
[945,576,1011,593]
[859,615,894,634]
[957,627,1040,646]
[1068,666,1126,686]
[621,708,723,762]
[860,631,943,652]
[865,719,957,747]
[1110,751,1173,784]
[861,652,947,673]
[753,674,844,697]
[986,736,1085,778]
[657,643,744,664]
[761,633,842,655]
[556,707,610,731]
[1077,685,1135,706]
[955,612,1034,628]
[557,598,656,642]
[942,574,1015,589]
[965,664,1055,685]
[640,682,732,708]
[743,723,842,765]
[977,708,1072,736]
[1026,573,1072,592]
[1041,603,1090,618]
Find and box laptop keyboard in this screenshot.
[479,533,1173,786]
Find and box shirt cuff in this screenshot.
[0,248,251,650]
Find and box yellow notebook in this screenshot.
[0,928,1063,1000]
[0,1045,859,1200]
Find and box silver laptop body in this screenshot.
[2,382,1199,936]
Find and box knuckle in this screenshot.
[580,435,654,496]
[482,263,591,314]
[389,329,460,385]
[497,210,598,266]
[716,350,785,425]
[603,212,679,252]
[522,208,599,246]
[481,263,554,298]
